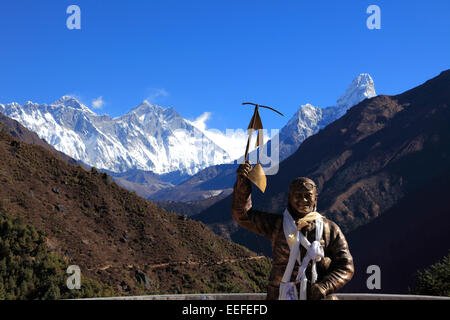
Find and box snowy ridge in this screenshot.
[0,97,230,175]
[336,73,376,117]
[0,74,375,178]
[278,73,376,160]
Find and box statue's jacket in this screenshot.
[231,180,354,300]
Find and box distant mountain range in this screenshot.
[192,69,450,293]
[0,74,375,200]
[0,97,230,176]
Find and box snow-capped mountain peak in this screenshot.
[336,73,376,111]
[129,100,156,113]
[273,73,377,161]
[52,95,96,114]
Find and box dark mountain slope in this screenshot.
[0,121,271,296]
[150,164,238,202]
[155,192,231,217]
[106,169,175,199]
[342,167,450,293]
[193,70,450,260]
[0,113,78,166]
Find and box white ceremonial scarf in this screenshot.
[279,209,324,300]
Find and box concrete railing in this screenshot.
[84,293,450,300]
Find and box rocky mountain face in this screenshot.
[0,97,230,176]
[0,119,271,296]
[192,67,450,288]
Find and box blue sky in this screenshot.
[0,0,449,132]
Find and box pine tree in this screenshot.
[412,252,450,296]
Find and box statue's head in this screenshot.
[288,177,318,216]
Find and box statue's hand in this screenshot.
[236,160,252,193]
[310,283,327,300]
[237,160,252,180]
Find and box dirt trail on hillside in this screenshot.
[148,255,267,269]
[93,255,267,272]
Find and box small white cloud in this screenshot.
[146,88,169,103]
[64,93,83,101]
[188,112,265,161]
[191,112,211,132]
[92,96,104,109]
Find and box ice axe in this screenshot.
[242,102,284,193]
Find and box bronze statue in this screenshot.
[231,161,354,300]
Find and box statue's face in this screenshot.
[288,188,317,215]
